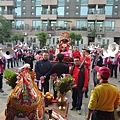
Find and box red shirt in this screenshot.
[80,56,91,71]
[72,51,81,58]
[72,66,88,88]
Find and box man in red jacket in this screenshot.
[70,56,88,115]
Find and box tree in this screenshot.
[69,32,76,45]
[0,15,12,43]
[75,34,82,46]
[35,31,50,48]
[10,33,24,44]
[70,32,82,46]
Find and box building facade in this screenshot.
[0,0,120,47]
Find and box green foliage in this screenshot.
[35,31,50,48]
[54,75,75,94]
[69,32,82,45]
[69,32,76,40]
[0,15,12,43]
[91,30,96,35]
[75,34,82,41]
[10,33,24,43]
[4,70,18,89]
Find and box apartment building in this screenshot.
[0,0,120,47]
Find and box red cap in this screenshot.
[94,66,111,79]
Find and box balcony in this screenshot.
[0,11,14,20]
[87,10,105,20]
[41,0,57,5]
[88,0,106,5]
[41,11,57,20]
[0,0,15,6]
[87,14,105,20]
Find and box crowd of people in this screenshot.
[0,44,120,120]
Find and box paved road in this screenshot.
[0,62,120,120]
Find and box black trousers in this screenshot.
[53,84,57,99]
[37,81,49,94]
[7,58,13,69]
[91,110,115,120]
[110,64,118,78]
[72,88,84,110]
[0,74,3,89]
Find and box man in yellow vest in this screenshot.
[86,66,120,120]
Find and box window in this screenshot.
[15,7,21,16]
[23,6,25,9]
[31,0,34,3]
[105,6,113,16]
[32,20,41,30]
[58,7,64,16]
[76,6,79,9]
[115,0,118,1]
[67,0,69,2]
[115,5,118,8]
[114,11,118,15]
[88,6,95,14]
[57,38,59,41]
[106,0,114,5]
[107,39,109,45]
[76,20,86,30]
[12,21,15,29]
[22,12,25,15]
[58,0,65,6]
[16,20,24,30]
[58,20,67,27]
[31,12,34,15]
[66,6,69,9]
[76,12,79,15]
[53,38,55,44]
[66,12,69,15]
[42,21,48,30]
[16,1,21,6]
[50,21,56,26]
[80,6,88,16]
[22,0,25,2]
[32,6,34,9]
[98,6,104,14]
[76,0,79,2]
[105,21,115,31]
[36,7,42,16]
[36,0,41,6]
[51,8,57,14]
[102,39,105,45]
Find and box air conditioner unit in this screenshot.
[23,32,27,36]
[97,35,102,39]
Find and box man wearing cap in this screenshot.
[92,50,103,86]
[86,66,120,120]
